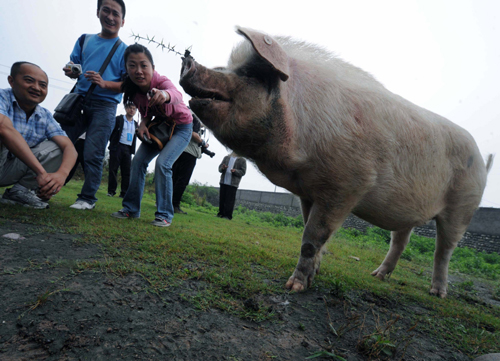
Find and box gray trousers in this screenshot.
[0,140,63,190]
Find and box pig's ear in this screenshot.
[236,26,290,82]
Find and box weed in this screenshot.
[359,334,396,358]
[329,279,347,299]
[456,280,477,295]
[357,311,415,360]
[18,288,67,319]
[306,350,346,360]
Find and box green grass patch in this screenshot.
[1,181,499,356]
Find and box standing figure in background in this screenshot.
[107,102,137,197]
[61,0,128,210]
[217,152,246,220]
[65,133,86,184]
[172,111,212,214]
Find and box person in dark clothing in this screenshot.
[107,102,137,197]
[171,112,212,214]
[65,133,86,184]
[217,152,246,220]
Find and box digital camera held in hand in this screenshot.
[198,140,215,158]
[66,63,82,76]
[202,147,215,158]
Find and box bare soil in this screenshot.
[0,218,498,360]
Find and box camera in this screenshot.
[66,63,82,76]
[198,140,215,158]
[202,147,215,158]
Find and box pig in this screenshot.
[179,27,493,298]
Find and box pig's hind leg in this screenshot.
[285,201,348,292]
[430,211,470,298]
[371,228,413,280]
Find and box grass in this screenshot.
[1,181,499,357]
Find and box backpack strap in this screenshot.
[69,34,88,94]
[83,38,122,101]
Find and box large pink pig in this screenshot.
[179,27,493,298]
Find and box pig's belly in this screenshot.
[351,196,442,231]
[352,209,430,231]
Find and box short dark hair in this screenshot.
[125,102,136,109]
[10,61,45,79]
[97,0,126,19]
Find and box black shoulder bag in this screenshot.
[54,37,122,126]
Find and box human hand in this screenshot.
[137,121,150,142]
[231,169,236,173]
[84,71,105,88]
[36,171,66,199]
[63,61,79,79]
[147,88,169,108]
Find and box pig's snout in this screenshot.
[180,56,196,81]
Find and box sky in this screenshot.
[0,0,499,207]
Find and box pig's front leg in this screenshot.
[285,203,347,291]
[371,228,412,280]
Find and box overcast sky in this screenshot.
[0,0,498,207]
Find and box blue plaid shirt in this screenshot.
[0,88,67,148]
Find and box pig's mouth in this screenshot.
[180,55,231,107]
[181,75,231,106]
[189,89,230,104]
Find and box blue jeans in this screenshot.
[122,123,192,222]
[62,99,117,204]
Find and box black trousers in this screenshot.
[65,138,85,184]
[217,184,237,220]
[108,143,133,197]
[172,152,197,207]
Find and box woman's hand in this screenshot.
[137,120,151,141]
[147,88,170,108]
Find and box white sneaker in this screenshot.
[69,200,95,210]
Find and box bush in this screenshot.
[185,182,219,207]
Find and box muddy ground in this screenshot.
[0,218,498,360]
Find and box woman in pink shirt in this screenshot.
[111,44,193,227]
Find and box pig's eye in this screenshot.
[236,55,280,89]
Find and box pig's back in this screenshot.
[278,40,485,229]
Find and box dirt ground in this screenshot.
[0,218,498,361]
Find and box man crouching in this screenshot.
[0,62,77,209]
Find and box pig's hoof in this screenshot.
[371,265,393,280]
[429,287,447,298]
[430,279,448,298]
[285,276,306,292]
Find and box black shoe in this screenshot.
[174,206,187,214]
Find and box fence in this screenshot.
[228,189,500,254]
